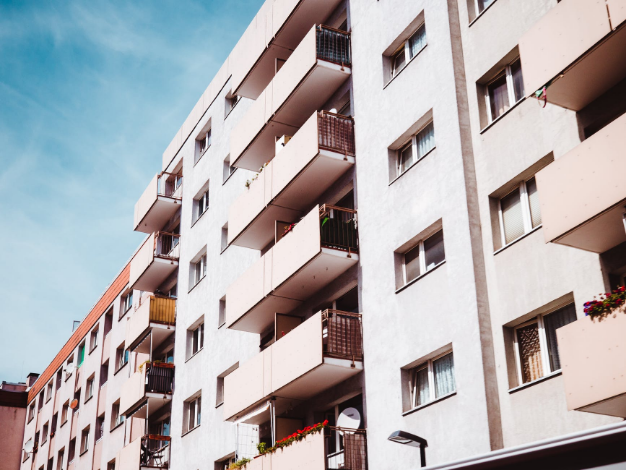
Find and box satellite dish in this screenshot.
[64,364,75,375]
[69,399,79,410]
[337,407,361,435]
[23,440,34,453]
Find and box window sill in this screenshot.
[60,420,68,428]
[110,421,125,432]
[402,391,457,416]
[42,439,48,445]
[215,401,224,409]
[79,448,89,457]
[493,225,542,255]
[224,100,240,120]
[182,424,201,438]
[395,261,446,294]
[100,381,108,389]
[468,0,499,27]
[118,307,131,322]
[388,147,435,186]
[383,44,428,90]
[194,146,211,167]
[188,275,206,294]
[220,244,230,255]
[480,98,526,134]
[222,168,238,186]
[89,346,97,355]
[509,370,561,394]
[27,417,34,424]
[185,348,203,364]
[191,209,209,229]
[218,321,226,329]
[84,396,93,405]
[46,397,51,404]
[113,362,128,376]
[65,373,73,382]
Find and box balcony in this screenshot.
[120,363,174,418]
[129,232,180,292]
[231,25,351,171]
[126,295,176,352]
[224,310,363,422]
[231,0,347,99]
[226,205,358,333]
[535,112,626,253]
[134,172,182,234]
[557,312,626,418]
[519,0,626,111]
[116,435,171,470]
[229,111,355,249]
[244,428,367,470]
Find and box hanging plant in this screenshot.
[584,286,626,320]
[258,421,328,456]
[228,458,251,469]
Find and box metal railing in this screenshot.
[154,232,180,259]
[318,111,355,156]
[319,205,358,254]
[322,310,363,363]
[317,25,351,67]
[157,172,183,199]
[145,364,174,395]
[141,435,171,468]
[325,427,367,470]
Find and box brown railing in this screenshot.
[322,310,363,363]
[325,427,367,470]
[154,232,180,259]
[316,25,351,67]
[146,363,174,395]
[141,435,171,468]
[318,111,355,156]
[319,205,358,254]
[149,296,176,325]
[157,172,183,199]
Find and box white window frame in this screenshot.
[192,255,207,287]
[89,327,98,351]
[112,402,124,428]
[61,402,69,424]
[80,427,90,454]
[497,177,540,248]
[513,314,556,386]
[402,230,445,285]
[195,190,209,221]
[474,0,496,16]
[122,291,133,313]
[185,396,201,432]
[485,58,522,124]
[191,323,204,356]
[391,24,427,77]
[396,121,435,176]
[86,376,94,401]
[409,351,455,409]
[198,129,211,156]
[46,381,53,402]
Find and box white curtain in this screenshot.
[409,25,427,59]
[501,188,524,244]
[434,353,456,398]
[413,367,430,407]
[417,122,435,158]
[489,75,510,120]
[424,230,445,270]
[543,304,577,372]
[526,178,542,228]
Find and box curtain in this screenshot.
[399,143,414,174]
[434,353,456,398]
[526,178,542,228]
[413,367,430,407]
[409,24,427,59]
[488,74,510,120]
[511,60,525,102]
[517,324,543,383]
[543,304,577,372]
[393,48,406,75]
[424,230,445,271]
[501,188,525,244]
[404,244,421,282]
[417,122,435,158]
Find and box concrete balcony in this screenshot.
[120,364,174,418]
[231,25,351,171]
[557,312,626,417]
[129,232,180,292]
[224,310,363,422]
[535,112,626,253]
[126,295,176,352]
[519,0,626,111]
[134,172,182,234]
[116,435,171,470]
[229,111,355,249]
[231,0,347,99]
[226,205,358,333]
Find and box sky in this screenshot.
[0,0,265,382]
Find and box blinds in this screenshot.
[543,304,577,372]
[434,353,456,398]
[501,188,525,244]
[517,324,543,383]
[417,122,435,159]
[526,177,542,228]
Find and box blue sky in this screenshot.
[0,0,265,382]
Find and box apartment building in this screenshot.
[1,380,29,470]
[17,0,626,469]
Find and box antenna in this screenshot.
[23,440,34,454]
[336,407,361,435]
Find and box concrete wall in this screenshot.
[0,405,26,470]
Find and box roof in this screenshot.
[0,389,27,408]
[27,263,130,404]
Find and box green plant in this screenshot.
[228,458,251,469]
[257,442,267,455]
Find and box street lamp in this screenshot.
[388,430,428,467]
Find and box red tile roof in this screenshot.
[27,264,130,404]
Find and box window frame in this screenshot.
[485,58,523,124]
[402,230,445,286]
[61,401,69,425]
[396,121,435,177]
[80,426,90,455]
[85,376,94,402]
[184,396,202,434]
[391,23,427,78]
[121,291,133,318]
[497,177,541,248]
[474,0,496,16]
[409,351,456,410]
[89,327,99,353]
[191,255,207,288]
[190,323,204,356]
[194,189,209,222]
[197,129,212,161]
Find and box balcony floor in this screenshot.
[132,257,179,292]
[132,324,176,354]
[135,197,181,234]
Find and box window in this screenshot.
[85,376,94,401]
[56,449,64,470]
[55,369,62,390]
[474,0,496,16]
[223,155,236,183]
[47,458,54,470]
[61,401,69,424]
[78,342,85,368]
[218,297,226,327]
[216,377,224,407]
[121,291,133,317]
[104,309,113,336]
[391,23,427,77]
[116,345,129,372]
[197,128,212,162]
[189,323,204,357]
[486,58,524,123]
[184,395,201,433]
[42,422,49,444]
[51,413,58,436]
[401,230,445,286]
[220,224,228,252]
[89,327,99,352]
[215,455,237,470]
[194,188,209,222]
[68,438,76,463]
[514,304,577,385]
[38,391,44,411]
[396,121,435,176]
[80,426,90,455]
[46,381,53,402]
[100,362,109,387]
[190,254,207,288]
[225,94,241,118]
[408,352,456,410]
[73,389,81,413]
[107,460,115,470]
[498,177,541,246]
[28,402,35,422]
[111,401,124,429]
[65,356,74,380]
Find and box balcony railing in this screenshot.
[157,172,183,199]
[326,427,367,470]
[319,205,358,254]
[318,111,355,156]
[323,310,363,362]
[127,296,176,352]
[120,364,174,417]
[316,26,351,67]
[134,172,183,233]
[155,232,180,259]
[146,363,174,395]
[141,435,171,468]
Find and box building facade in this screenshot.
[16,0,626,469]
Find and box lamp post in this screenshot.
[388,430,428,467]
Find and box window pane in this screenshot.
[404,245,421,283]
[189,401,196,429]
[501,188,525,244]
[393,48,406,75]
[434,353,456,397]
[197,397,201,425]
[399,143,414,174]
[488,74,510,121]
[424,230,445,270]
[478,0,496,13]
[413,367,430,407]
[517,323,543,384]
[408,25,427,59]
[526,177,541,228]
[511,59,524,102]
[543,304,577,372]
[416,122,435,159]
